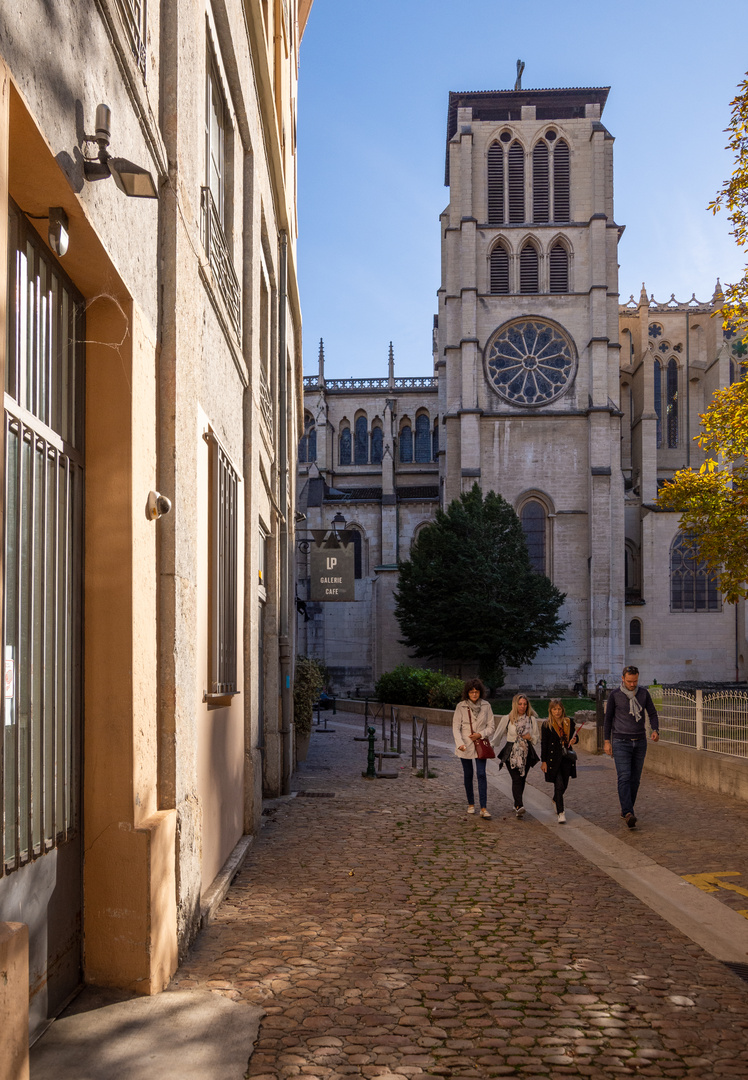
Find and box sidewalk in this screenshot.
[33,711,748,1079]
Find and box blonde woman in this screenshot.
[492,694,541,818]
[541,698,578,824]
[453,678,495,819]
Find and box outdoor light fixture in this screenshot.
[83,104,158,199]
[48,207,69,256]
[331,511,346,537]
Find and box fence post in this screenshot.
[396,707,402,754]
[595,680,607,752]
[695,688,704,751]
[412,716,417,769]
[423,721,429,778]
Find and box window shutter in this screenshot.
[487,142,504,224]
[508,141,525,223]
[549,243,568,293]
[490,244,510,294]
[519,243,538,293]
[532,142,549,223]
[553,140,570,221]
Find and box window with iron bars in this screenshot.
[115,0,147,77]
[207,431,240,698]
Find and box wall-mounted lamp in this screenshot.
[331,511,346,537]
[83,104,158,199]
[146,490,172,520]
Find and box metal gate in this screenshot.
[0,199,85,1040]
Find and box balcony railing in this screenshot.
[303,375,438,391]
[200,187,241,339]
[115,0,147,76]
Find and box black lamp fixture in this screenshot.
[83,104,158,199]
[331,511,346,538]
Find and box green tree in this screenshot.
[393,485,568,688]
[658,379,748,602]
[708,72,748,331]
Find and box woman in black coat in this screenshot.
[541,699,578,824]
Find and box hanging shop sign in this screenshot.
[309,530,356,602]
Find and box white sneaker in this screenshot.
[558,811,566,824]
[515,806,525,818]
[466,805,476,814]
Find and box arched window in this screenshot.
[519,242,538,294]
[629,618,642,646]
[354,415,368,464]
[487,142,504,225]
[490,242,510,294]
[347,527,364,579]
[520,500,546,574]
[508,141,525,223]
[553,140,570,221]
[730,358,737,385]
[399,425,413,463]
[549,242,568,293]
[532,141,549,223]
[339,426,351,465]
[299,413,316,462]
[670,533,720,612]
[370,425,383,465]
[666,359,678,448]
[654,360,663,448]
[432,419,439,460]
[415,415,431,462]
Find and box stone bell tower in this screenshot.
[435,83,625,688]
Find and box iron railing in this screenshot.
[200,187,241,339]
[657,688,748,759]
[303,376,438,391]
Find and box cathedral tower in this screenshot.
[436,85,625,687]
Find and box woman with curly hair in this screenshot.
[453,678,495,819]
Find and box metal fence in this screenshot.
[657,689,748,759]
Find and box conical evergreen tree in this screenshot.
[394,484,568,687]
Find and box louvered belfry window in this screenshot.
[532,142,549,223]
[519,243,539,293]
[666,359,678,448]
[487,142,504,225]
[549,243,568,293]
[654,360,663,448]
[508,141,525,223]
[553,140,570,221]
[490,243,510,294]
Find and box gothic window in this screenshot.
[649,323,663,339]
[485,317,576,407]
[549,242,569,293]
[432,419,439,460]
[354,415,368,464]
[520,500,547,574]
[629,618,642,646]
[370,424,383,465]
[670,533,720,612]
[553,140,570,221]
[415,415,431,462]
[339,426,351,465]
[532,141,549,223]
[730,358,737,385]
[347,527,363,579]
[399,425,413,463]
[487,142,504,225]
[508,141,525,223]
[654,359,663,448]
[519,242,539,294]
[298,414,316,463]
[666,359,678,448]
[490,242,510,294]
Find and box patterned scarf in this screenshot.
[509,715,533,775]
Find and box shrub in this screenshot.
[293,655,326,736]
[374,665,463,709]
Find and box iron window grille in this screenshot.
[201,187,241,339]
[115,0,147,77]
[207,431,240,697]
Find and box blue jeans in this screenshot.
[612,737,647,816]
[461,757,488,809]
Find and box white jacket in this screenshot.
[491,713,541,755]
[452,700,495,759]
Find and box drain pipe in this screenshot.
[278,230,292,795]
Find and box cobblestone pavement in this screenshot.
[172,714,748,1079]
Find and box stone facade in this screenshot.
[0,0,312,1058]
[298,84,747,695]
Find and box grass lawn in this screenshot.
[489,696,596,718]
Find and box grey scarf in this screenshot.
[619,682,643,723]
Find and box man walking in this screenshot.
[604,666,660,829]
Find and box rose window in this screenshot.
[484,318,576,406]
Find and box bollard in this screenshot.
[362,726,377,779]
[332,697,337,715]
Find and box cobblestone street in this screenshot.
[172,714,748,1079]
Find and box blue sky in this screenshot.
[296,0,746,380]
